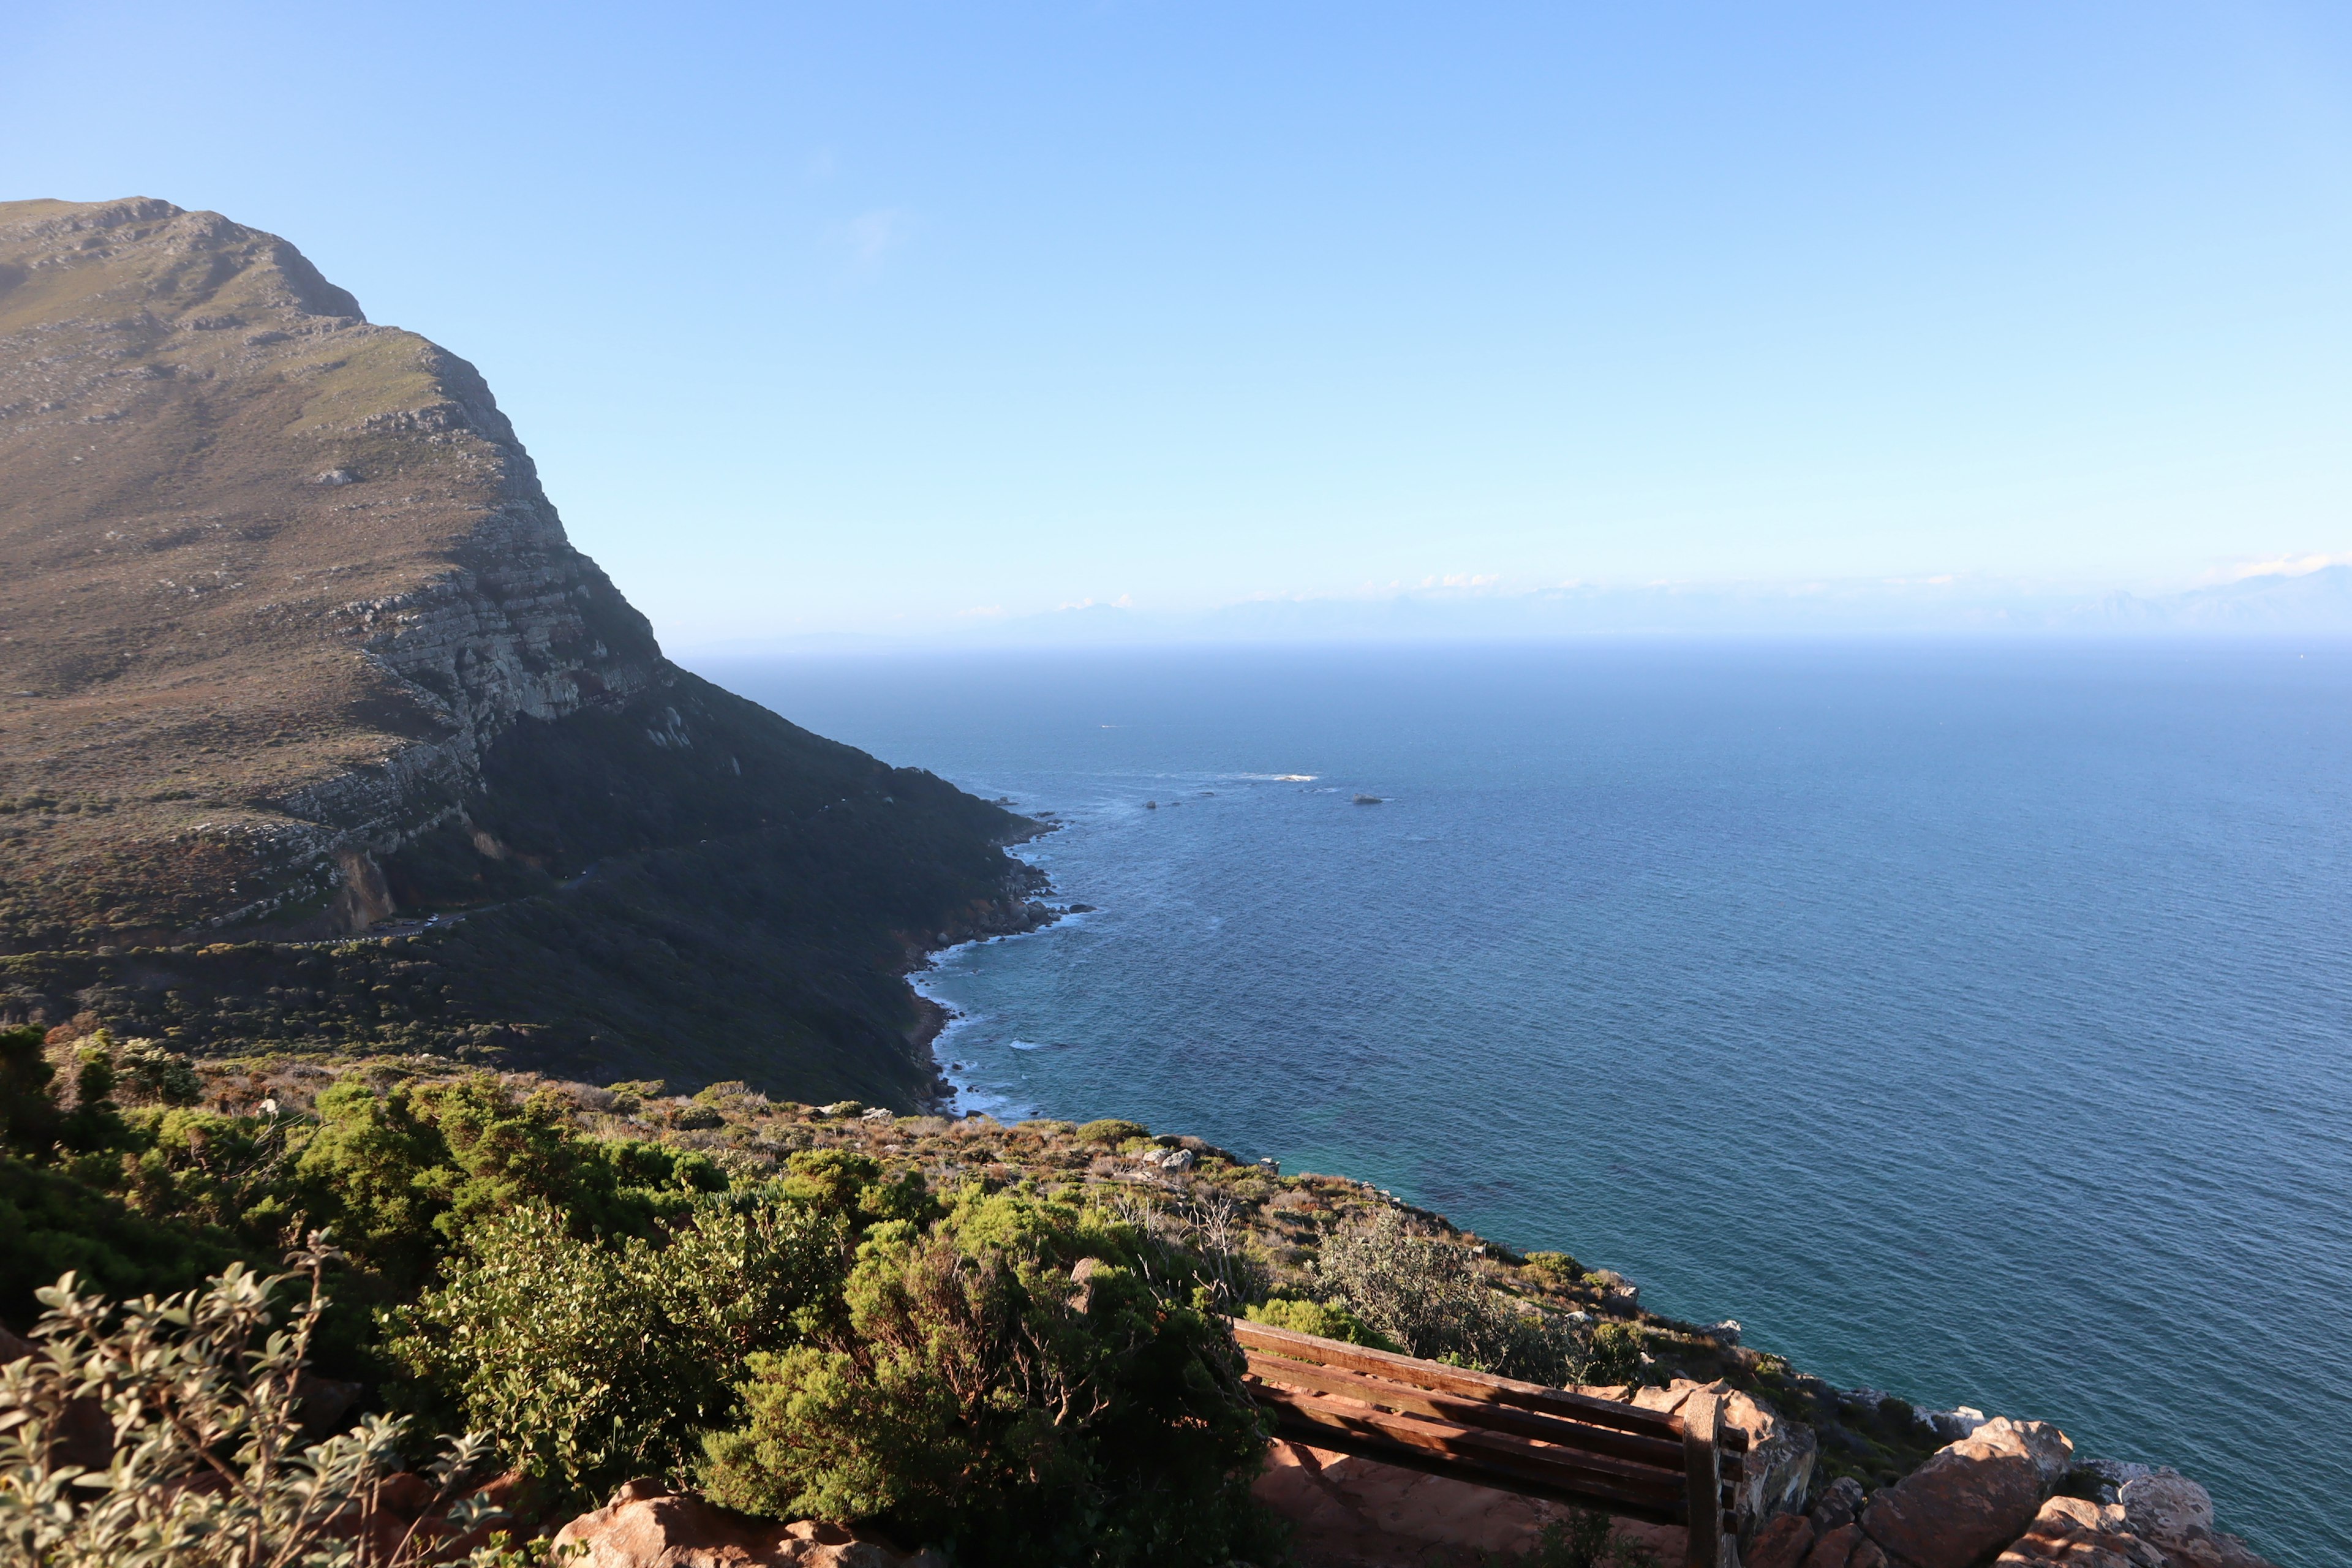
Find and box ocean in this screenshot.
[700,641,2352,1566]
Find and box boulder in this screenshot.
[1979,1418,2075,1493]
[1993,1496,2150,1568]
[2120,1472,2212,1545]
[1857,1419,2069,1568]
[1992,1492,2279,1568]
[1746,1512,1817,1568]
[1635,1380,1819,1530]
[1801,1522,1887,1568]
[550,1482,944,1568]
[1808,1477,1866,1535]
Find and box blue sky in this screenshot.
[9,2,2351,643]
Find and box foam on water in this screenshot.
[707,641,2352,1566]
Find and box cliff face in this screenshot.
[0,198,1039,1105]
[0,196,685,943]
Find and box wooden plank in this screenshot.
[1266,1406,1692,1528]
[1231,1319,1683,1440]
[1681,1389,1722,1568]
[1250,1379,1687,1514]
[1243,1350,1688,1472]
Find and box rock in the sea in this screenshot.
[551,1482,943,1568]
[1857,1418,2070,1568]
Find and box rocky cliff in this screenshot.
[0,197,1039,1104]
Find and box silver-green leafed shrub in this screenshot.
[1313,1208,1582,1383]
[0,1240,543,1567]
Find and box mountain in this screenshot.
[2119,564,2352,631]
[0,197,1042,1105]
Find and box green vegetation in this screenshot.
[0,1026,1907,1559]
[701,1185,1276,1567]
[0,1245,543,1568]
[1240,1295,1398,1351]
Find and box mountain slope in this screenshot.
[0,197,1041,1104]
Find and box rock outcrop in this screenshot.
[551,1482,944,1568]
[1996,1490,2275,1568]
[1854,1418,2071,1568]
[1633,1378,1819,1534]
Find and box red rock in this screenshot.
[2120,1472,2212,1545]
[1745,1512,1817,1568]
[1993,1496,2144,1568]
[1802,1523,1886,1568]
[1858,1420,2060,1568]
[1634,1379,1820,1530]
[550,1483,943,1568]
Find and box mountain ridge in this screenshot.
[0,196,1039,1105]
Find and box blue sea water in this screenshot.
[701,641,2352,1566]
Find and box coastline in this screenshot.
[903,810,1069,1114]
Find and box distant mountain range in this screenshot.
[692,565,2352,652]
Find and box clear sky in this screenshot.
[9,2,2351,644]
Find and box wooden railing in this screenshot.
[1233,1319,1741,1568]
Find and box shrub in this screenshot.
[111,1038,203,1107]
[1521,1250,1583,1287]
[1495,1512,1660,1568]
[0,1242,541,1567]
[386,1195,845,1498]
[0,1154,247,1323]
[1242,1296,1400,1351]
[1581,1321,1645,1387]
[700,1185,1275,1568]
[1074,1118,1147,1145]
[0,1025,59,1154]
[1313,1209,1577,1383]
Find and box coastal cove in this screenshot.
[703,640,2352,1567]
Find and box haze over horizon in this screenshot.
[9,1,2350,645]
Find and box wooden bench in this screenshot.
[1234,1318,1743,1568]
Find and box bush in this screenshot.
[1495,1512,1660,1568]
[1242,1296,1400,1351]
[1521,1250,1583,1287]
[1582,1321,1645,1387]
[1074,1118,1147,1145]
[0,1243,541,1567]
[0,1155,247,1323]
[0,1025,59,1154]
[386,1195,845,1499]
[111,1037,203,1107]
[1313,1209,1577,1383]
[700,1185,1276,1568]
